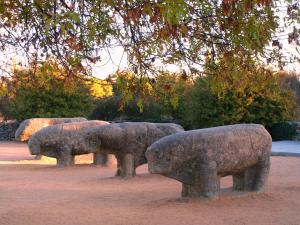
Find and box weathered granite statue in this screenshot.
[15,117,87,142]
[28,120,110,166]
[82,122,184,178]
[146,124,272,199]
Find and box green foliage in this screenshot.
[114,70,152,112]
[1,0,299,123]
[0,81,8,118]
[1,61,111,120]
[280,71,300,118]
[181,55,296,129]
[7,87,93,120]
[89,96,171,122]
[90,70,190,122]
[0,81,7,97]
[1,0,299,84]
[154,72,191,116]
[85,78,113,99]
[89,97,120,121]
[268,122,297,141]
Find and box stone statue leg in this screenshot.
[233,167,257,191]
[56,149,75,167]
[181,161,220,199]
[233,173,245,191]
[115,156,121,176]
[253,157,270,192]
[244,167,258,190]
[115,153,136,178]
[93,152,108,165]
[233,158,270,192]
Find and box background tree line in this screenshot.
[0,0,300,140]
[0,56,299,140]
[0,60,112,120]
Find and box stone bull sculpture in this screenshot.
[15,117,87,142]
[28,120,110,166]
[146,124,272,199]
[82,122,184,178]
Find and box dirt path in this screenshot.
[0,141,35,161]
[0,142,300,225]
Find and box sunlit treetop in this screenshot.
[0,0,299,78]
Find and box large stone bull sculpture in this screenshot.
[146,124,272,199]
[28,120,110,166]
[15,117,87,142]
[82,122,184,178]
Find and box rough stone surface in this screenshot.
[83,122,184,178]
[146,124,272,199]
[28,120,110,166]
[0,121,21,141]
[15,117,87,142]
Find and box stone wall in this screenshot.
[0,121,21,141]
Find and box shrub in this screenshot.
[122,99,172,122]
[280,71,300,119]
[181,56,297,129]
[1,60,112,120]
[7,87,93,120]
[89,96,172,122]
[89,97,120,121]
[0,80,8,119]
[268,122,297,141]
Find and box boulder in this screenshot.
[28,120,110,166]
[0,120,20,141]
[15,117,87,142]
[83,122,184,178]
[146,124,272,199]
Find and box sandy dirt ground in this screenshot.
[0,141,300,225]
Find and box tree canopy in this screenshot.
[0,60,113,119]
[181,54,297,129]
[0,0,299,78]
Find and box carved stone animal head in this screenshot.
[146,132,189,175]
